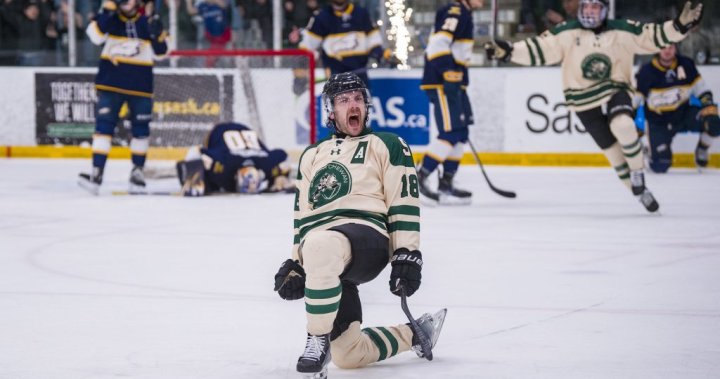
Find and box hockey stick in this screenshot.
[467,140,517,198]
[400,289,434,361]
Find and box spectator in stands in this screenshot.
[186,0,232,51]
[245,0,271,48]
[284,0,319,47]
[518,0,563,33]
[0,0,56,65]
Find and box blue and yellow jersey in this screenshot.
[636,54,710,122]
[201,122,287,193]
[421,1,474,88]
[86,11,169,97]
[299,4,383,75]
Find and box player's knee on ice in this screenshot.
[300,231,352,279]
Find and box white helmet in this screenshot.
[578,0,608,29]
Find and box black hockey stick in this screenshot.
[467,140,517,198]
[400,288,434,361]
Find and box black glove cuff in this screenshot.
[673,18,690,34]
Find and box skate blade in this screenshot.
[300,368,328,379]
[430,308,448,347]
[77,178,100,195]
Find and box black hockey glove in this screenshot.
[274,259,306,300]
[389,248,422,297]
[484,39,513,63]
[673,1,703,34]
[148,15,165,41]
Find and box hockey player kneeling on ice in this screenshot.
[78,0,168,195]
[273,72,446,379]
[486,0,704,213]
[635,44,720,172]
[176,122,294,196]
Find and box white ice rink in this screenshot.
[1,158,719,379]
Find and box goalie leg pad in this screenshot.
[176,159,206,196]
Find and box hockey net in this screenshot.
[144,49,316,176]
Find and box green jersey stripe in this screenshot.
[388,205,420,217]
[377,327,399,357]
[388,221,420,232]
[305,284,342,300]
[530,37,546,66]
[524,40,536,66]
[306,301,340,314]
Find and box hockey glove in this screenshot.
[484,39,513,63]
[148,15,165,41]
[698,93,720,133]
[673,1,704,34]
[389,248,422,297]
[274,259,306,300]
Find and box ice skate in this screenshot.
[78,167,103,195]
[410,308,447,361]
[629,169,646,196]
[297,333,331,379]
[637,188,659,213]
[438,174,471,205]
[417,167,439,203]
[129,166,146,192]
[695,142,709,170]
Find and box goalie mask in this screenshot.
[322,72,371,134]
[236,166,266,194]
[578,0,608,29]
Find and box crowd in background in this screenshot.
[0,0,718,66]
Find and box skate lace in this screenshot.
[302,335,326,361]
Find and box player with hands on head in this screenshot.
[635,44,719,172]
[176,122,294,196]
[484,0,705,212]
[78,0,168,195]
[273,72,446,379]
[417,0,485,205]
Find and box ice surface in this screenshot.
[1,159,719,379]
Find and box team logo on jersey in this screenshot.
[309,162,352,209]
[108,40,142,58]
[581,54,612,81]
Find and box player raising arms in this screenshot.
[176,122,294,196]
[273,73,446,378]
[485,0,704,212]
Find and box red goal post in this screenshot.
[153,49,317,159]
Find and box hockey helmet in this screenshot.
[322,72,371,132]
[236,166,266,194]
[578,0,608,29]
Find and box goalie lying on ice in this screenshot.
[176,122,294,196]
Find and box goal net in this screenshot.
[146,49,317,168]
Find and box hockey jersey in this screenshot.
[635,54,709,123]
[201,123,287,193]
[421,1,474,88]
[299,4,383,75]
[509,19,688,112]
[292,130,420,260]
[86,10,168,97]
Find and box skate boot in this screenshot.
[629,169,646,196]
[438,173,472,205]
[417,167,439,202]
[78,166,103,195]
[410,308,447,361]
[296,333,331,379]
[638,189,659,213]
[129,166,146,192]
[695,141,709,169]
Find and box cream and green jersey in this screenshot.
[510,19,688,112]
[292,129,421,260]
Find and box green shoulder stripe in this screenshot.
[550,20,581,35]
[373,132,416,167]
[606,19,644,35]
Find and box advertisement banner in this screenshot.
[316,76,430,145]
[35,72,233,146]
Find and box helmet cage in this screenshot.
[578,0,608,29]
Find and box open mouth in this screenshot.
[348,114,361,128]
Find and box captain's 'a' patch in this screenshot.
[351,141,368,164]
